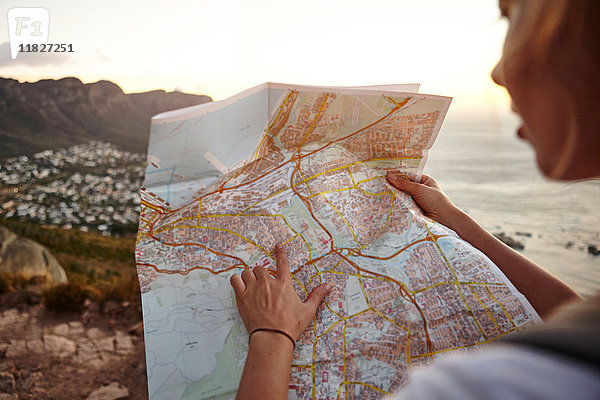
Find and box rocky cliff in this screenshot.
[0,77,212,160]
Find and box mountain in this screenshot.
[0,77,212,160]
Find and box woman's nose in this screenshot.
[491,60,506,87]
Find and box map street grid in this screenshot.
[135,83,540,399]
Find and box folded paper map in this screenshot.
[135,83,540,399]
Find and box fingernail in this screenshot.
[276,243,282,249]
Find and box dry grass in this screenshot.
[0,218,141,309]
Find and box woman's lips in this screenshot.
[510,103,526,140]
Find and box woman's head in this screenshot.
[492,0,600,180]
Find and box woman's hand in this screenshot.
[230,243,332,341]
[232,245,332,400]
[386,172,461,230]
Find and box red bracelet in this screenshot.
[249,328,296,349]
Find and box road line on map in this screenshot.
[137,262,244,276]
[297,94,329,152]
[485,285,517,329]
[468,284,502,333]
[344,382,390,396]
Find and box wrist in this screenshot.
[249,329,295,352]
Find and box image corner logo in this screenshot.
[7,7,50,60]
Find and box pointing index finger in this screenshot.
[274,243,290,280]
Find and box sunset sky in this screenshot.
[1,0,510,118]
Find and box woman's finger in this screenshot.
[304,282,333,312]
[241,269,257,286]
[230,274,246,298]
[386,172,422,194]
[252,265,270,282]
[274,243,290,280]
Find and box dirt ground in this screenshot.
[0,291,147,400]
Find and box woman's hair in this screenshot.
[527,1,600,75]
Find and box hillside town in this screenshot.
[0,142,145,235]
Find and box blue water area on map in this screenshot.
[143,87,286,205]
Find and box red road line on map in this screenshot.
[147,232,249,268]
[136,262,243,276]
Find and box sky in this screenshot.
[0,0,510,118]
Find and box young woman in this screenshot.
[230,0,600,398]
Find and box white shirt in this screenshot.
[386,345,600,400]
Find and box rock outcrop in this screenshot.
[493,232,525,250]
[0,226,67,284]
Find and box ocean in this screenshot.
[424,114,600,297]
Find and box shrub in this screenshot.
[97,273,141,303]
[66,261,85,274]
[0,272,12,294]
[14,274,48,288]
[43,282,101,312]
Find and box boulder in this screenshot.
[68,321,85,336]
[0,227,67,285]
[4,340,26,358]
[86,382,129,400]
[114,331,134,355]
[52,323,70,336]
[26,339,45,354]
[0,372,15,394]
[43,334,77,357]
[94,337,115,354]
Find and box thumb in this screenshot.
[386,173,422,195]
[304,282,333,311]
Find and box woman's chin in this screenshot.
[536,157,559,180]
